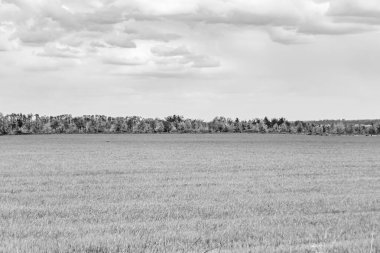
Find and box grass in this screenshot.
[0,134,379,252]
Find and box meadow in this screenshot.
[0,134,379,252]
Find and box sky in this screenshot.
[0,0,380,120]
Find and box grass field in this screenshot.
[0,134,379,253]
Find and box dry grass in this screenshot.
[0,134,379,252]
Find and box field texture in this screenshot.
[0,134,379,252]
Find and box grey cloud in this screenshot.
[152,55,186,67]
[37,43,84,58]
[16,30,59,45]
[298,20,375,35]
[268,27,314,44]
[80,5,159,30]
[0,1,21,22]
[105,36,136,48]
[152,45,220,69]
[90,41,109,48]
[159,1,380,39]
[122,22,181,42]
[4,0,80,30]
[60,36,84,47]
[11,15,65,45]
[22,58,71,72]
[138,33,181,42]
[328,1,380,18]
[0,40,9,51]
[190,55,220,68]
[83,7,124,25]
[153,57,187,66]
[3,0,380,81]
[126,70,199,79]
[102,56,147,66]
[172,7,300,27]
[331,16,380,25]
[6,0,379,50]
[124,28,138,34]
[0,23,18,51]
[151,45,190,57]
[41,2,79,30]
[327,0,380,24]
[24,64,61,72]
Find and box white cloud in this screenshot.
[105,34,136,48]
[102,56,147,66]
[0,1,21,22]
[151,45,190,57]
[267,27,314,44]
[1,0,380,76]
[11,16,66,45]
[1,0,380,120]
[21,56,80,71]
[90,41,109,48]
[37,43,85,58]
[2,0,380,51]
[327,0,380,24]
[190,55,220,68]
[328,0,380,17]
[138,32,181,42]
[151,45,220,69]
[0,22,19,51]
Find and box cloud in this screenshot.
[151,45,220,69]
[137,32,181,42]
[119,21,182,42]
[327,0,380,24]
[2,0,380,77]
[169,1,303,27]
[102,56,147,66]
[125,0,379,38]
[0,1,21,22]
[17,30,57,45]
[298,19,375,35]
[105,35,136,48]
[268,27,314,44]
[11,16,65,45]
[151,45,190,57]
[90,41,109,48]
[4,0,380,48]
[124,69,203,79]
[190,55,220,68]
[165,0,377,38]
[2,0,380,121]
[83,6,125,25]
[0,40,11,51]
[37,43,85,58]
[21,57,79,72]
[24,64,62,72]
[0,22,19,51]
[328,0,380,17]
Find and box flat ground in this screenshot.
[0,134,379,253]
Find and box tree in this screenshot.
[0,112,378,136]
[332,122,345,135]
[263,117,271,128]
[154,120,164,133]
[0,113,6,135]
[50,119,60,133]
[296,122,303,133]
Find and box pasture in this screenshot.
[0,134,379,252]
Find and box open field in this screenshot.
[0,134,379,252]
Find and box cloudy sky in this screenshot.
[1,0,379,120]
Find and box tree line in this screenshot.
[0,113,379,135]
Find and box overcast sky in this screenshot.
[1,0,379,120]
